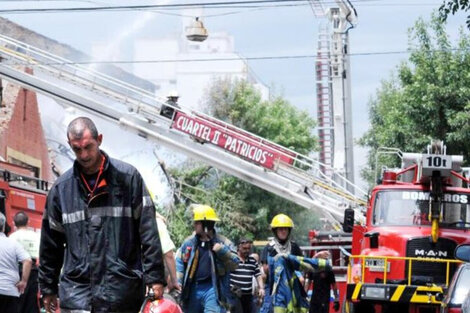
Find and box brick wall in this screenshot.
[0,72,53,182]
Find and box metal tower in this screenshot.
[314,0,357,190]
[315,24,334,176]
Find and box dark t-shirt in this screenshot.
[309,270,336,304]
[261,241,303,287]
[82,172,99,189]
[195,241,212,282]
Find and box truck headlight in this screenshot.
[361,285,390,300]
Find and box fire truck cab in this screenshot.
[0,161,48,235]
[343,144,470,313]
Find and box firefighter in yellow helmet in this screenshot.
[175,205,239,313]
[260,214,303,313]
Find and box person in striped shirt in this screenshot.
[230,238,265,313]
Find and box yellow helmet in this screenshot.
[270,214,294,229]
[193,205,220,222]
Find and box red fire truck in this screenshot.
[0,161,48,234]
[342,144,470,313]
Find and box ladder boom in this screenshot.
[0,33,366,225]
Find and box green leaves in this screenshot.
[360,15,470,185]
[204,78,318,154]
[439,0,470,29]
[166,78,320,246]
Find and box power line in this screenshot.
[0,0,440,14]
[5,48,466,66]
[0,0,314,13]
[0,0,314,18]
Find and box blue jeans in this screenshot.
[184,281,221,313]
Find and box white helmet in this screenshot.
[168,90,179,98]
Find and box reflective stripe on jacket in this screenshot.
[272,255,330,313]
[175,234,240,309]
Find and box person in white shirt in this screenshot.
[0,212,32,313]
[9,211,40,313]
[155,212,180,293]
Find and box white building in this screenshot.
[86,15,270,205]
[132,29,269,110]
[91,10,269,110]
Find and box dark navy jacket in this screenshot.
[176,233,240,310]
[39,151,165,313]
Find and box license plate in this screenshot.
[365,258,390,272]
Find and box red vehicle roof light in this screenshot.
[382,171,397,184]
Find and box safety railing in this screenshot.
[347,255,462,287]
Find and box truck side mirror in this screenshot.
[455,244,470,262]
[343,208,355,233]
[365,231,380,249]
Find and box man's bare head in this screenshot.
[67,117,99,141]
[67,117,103,174]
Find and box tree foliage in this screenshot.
[204,78,317,154]
[165,78,320,246]
[164,165,257,246]
[360,15,470,184]
[439,0,470,28]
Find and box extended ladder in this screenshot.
[0,34,366,226]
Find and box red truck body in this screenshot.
[344,152,470,313]
[0,161,48,234]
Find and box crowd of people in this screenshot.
[0,117,340,313]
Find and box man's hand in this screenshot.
[174,283,182,292]
[171,284,182,304]
[212,243,223,252]
[43,294,58,313]
[151,283,164,299]
[333,300,340,312]
[15,279,27,294]
[313,250,330,259]
[274,253,288,261]
[258,287,265,299]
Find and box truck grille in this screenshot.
[405,237,457,284]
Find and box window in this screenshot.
[372,190,470,228]
[8,157,39,178]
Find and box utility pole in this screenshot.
[314,0,357,191]
[329,2,357,190]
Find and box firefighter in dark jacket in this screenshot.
[39,117,166,313]
[175,205,240,313]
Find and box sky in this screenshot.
[1,0,467,192]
